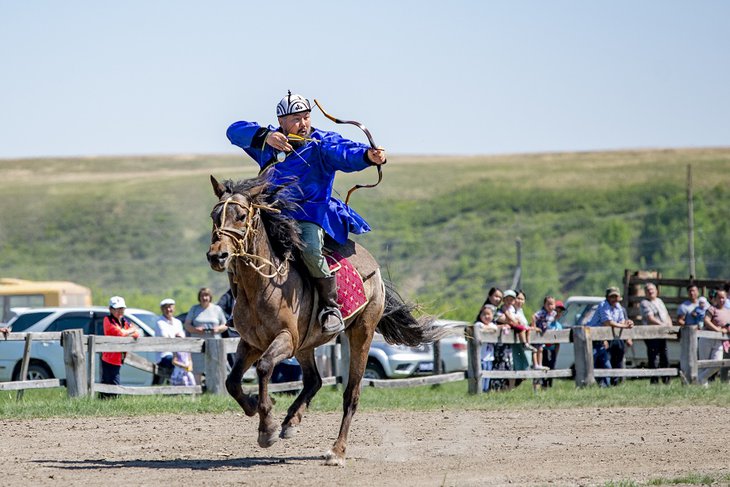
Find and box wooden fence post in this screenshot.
[680,325,698,385]
[15,334,33,401]
[339,333,350,390]
[62,329,88,397]
[572,326,595,388]
[433,340,442,376]
[204,338,227,395]
[87,335,96,396]
[466,323,481,395]
[330,338,340,386]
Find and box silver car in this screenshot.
[432,320,469,373]
[364,332,434,379]
[0,307,158,385]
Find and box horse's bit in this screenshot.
[213,197,288,279]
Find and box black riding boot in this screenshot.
[314,276,345,334]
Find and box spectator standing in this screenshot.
[171,350,196,386]
[484,287,512,391]
[495,289,536,353]
[475,304,499,392]
[482,287,503,308]
[639,283,673,384]
[531,296,556,370]
[510,290,533,388]
[216,288,239,366]
[587,287,634,387]
[184,287,228,384]
[698,289,730,386]
[100,296,140,398]
[677,284,702,326]
[152,298,184,385]
[541,300,565,388]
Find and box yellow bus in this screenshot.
[0,278,92,323]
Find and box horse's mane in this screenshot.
[220,175,304,261]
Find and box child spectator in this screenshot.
[496,289,536,352]
[530,296,556,370]
[541,300,565,387]
[171,351,196,386]
[691,296,710,324]
[475,304,499,392]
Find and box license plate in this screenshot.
[418,362,433,372]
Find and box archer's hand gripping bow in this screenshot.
[314,99,383,206]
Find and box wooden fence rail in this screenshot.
[3,325,727,398]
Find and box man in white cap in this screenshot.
[226,91,386,334]
[100,296,140,398]
[152,298,184,384]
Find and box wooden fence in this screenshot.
[2,325,727,398]
[466,323,730,393]
[0,330,463,397]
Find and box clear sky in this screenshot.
[1,1,728,159]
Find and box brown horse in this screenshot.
[206,175,444,465]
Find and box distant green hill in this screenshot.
[1,149,729,320]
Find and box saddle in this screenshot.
[323,248,369,320]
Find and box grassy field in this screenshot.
[2,378,730,419]
[1,149,729,319]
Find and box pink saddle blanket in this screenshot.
[324,251,369,320]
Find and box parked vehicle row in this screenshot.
[0,307,159,385]
[1,308,471,386]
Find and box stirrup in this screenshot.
[319,307,345,334]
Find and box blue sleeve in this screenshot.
[226,121,277,168]
[597,303,613,325]
[317,130,372,173]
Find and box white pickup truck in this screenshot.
[555,296,680,371]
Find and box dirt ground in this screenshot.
[2,406,728,486]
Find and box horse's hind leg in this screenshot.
[226,340,261,416]
[255,331,294,448]
[325,320,375,466]
[281,348,322,439]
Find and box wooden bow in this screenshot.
[314,99,383,206]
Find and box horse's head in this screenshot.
[206,176,263,272]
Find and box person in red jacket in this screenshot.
[100,296,140,398]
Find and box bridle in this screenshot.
[212,196,288,278]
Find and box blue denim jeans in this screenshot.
[593,344,612,387]
[480,359,493,392]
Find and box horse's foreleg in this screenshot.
[225,340,260,416]
[326,324,374,466]
[255,331,294,448]
[280,349,322,439]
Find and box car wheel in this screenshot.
[14,363,53,381]
[364,360,386,380]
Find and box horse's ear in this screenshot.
[210,175,226,198]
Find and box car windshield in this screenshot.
[129,312,158,336]
[7,311,53,332]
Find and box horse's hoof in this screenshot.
[323,449,345,467]
[280,424,300,439]
[258,429,280,448]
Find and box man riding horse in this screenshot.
[226,92,386,334]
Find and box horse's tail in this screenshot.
[376,280,450,347]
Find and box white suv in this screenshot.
[0,307,158,385]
